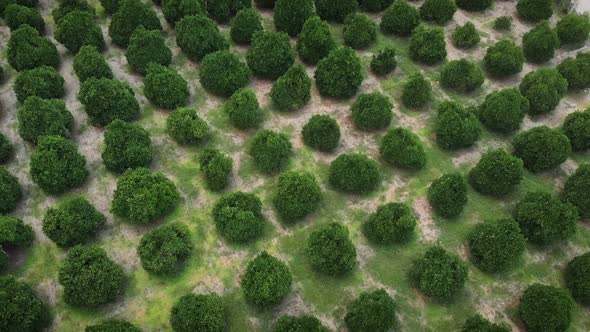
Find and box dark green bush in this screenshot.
[401,73,431,109]
[307,222,356,276]
[200,50,250,97]
[73,46,113,82]
[205,0,250,23]
[409,24,446,65]
[55,10,104,53]
[42,197,105,248]
[0,276,50,332]
[144,64,189,109]
[170,294,225,332]
[483,40,524,77]
[17,97,73,144]
[512,126,571,173]
[563,108,590,151]
[435,101,481,150]
[518,284,574,332]
[247,30,295,80]
[380,0,419,36]
[363,202,416,245]
[351,92,392,131]
[0,134,13,163]
[272,171,322,223]
[380,127,426,170]
[359,0,393,12]
[0,167,21,215]
[565,252,590,305]
[230,8,262,44]
[370,47,396,76]
[7,24,59,71]
[248,129,292,174]
[271,64,311,112]
[224,88,263,129]
[440,59,484,93]
[254,0,274,8]
[176,15,228,61]
[14,65,64,103]
[329,153,381,194]
[0,247,6,272]
[102,119,152,173]
[111,168,180,224]
[452,22,480,49]
[108,0,161,47]
[557,52,590,90]
[0,215,33,247]
[522,21,559,63]
[345,289,396,332]
[79,78,139,127]
[162,0,204,25]
[563,164,590,219]
[86,320,141,332]
[241,251,292,307]
[343,13,377,49]
[302,114,340,152]
[517,0,552,22]
[125,27,172,75]
[0,0,38,17]
[272,315,329,332]
[52,0,95,23]
[138,222,192,275]
[296,16,337,65]
[420,0,456,25]
[314,0,358,22]
[468,218,526,273]
[427,173,468,218]
[4,4,44,32]
[58,245,125,308]
[30,136,88,194]
[478,88,529,134]
[409,246,468,299]
[462,315,510,332]
[456,0,492,11]
[166,107,209,145]
[468,149,524,197]
[212,191,264,243]
[493,16,512,31]
[315,47,363,98]
[274,0,314,37]
[556,14,590,45]
[199,148,232,192]
[515,191,577,245]
[99,0,120,14]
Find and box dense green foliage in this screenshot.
[17,97,73,144]
[380,0,419,36]
[409,246,468,299]
[0,167,22,215]
[271,315,329,332]
[102,120,152,173]
[212,191,264,243]
[456,0,492,11]
[518,284,574,332]
[14,65,64,103]
[248,130,292,174]
[0,215,33,247]
[401,73,431,109]
[78,77,140,126]
[111,168,180,224]
[99,0,119,14]
[306,222,356,276]
[272,171,322,223]
[241,251,292,307]
[144,64,189,109]
[138,223,192,275]
[273,0,314,37]
[462,315,510,332]
[73,46,113,82]
[296,16,336,65]
[351,92,393,131]
[55,10,104,53]
[565,252,590,305]
[468,149,524,197]
[345,289,397,332]
[556,14,590,45]
[517,0,552,22]
[0,134,13,163]
[176,15,228,61]
[468,218,526,273]
[562,108,590,151]
[125,27,172,75]
[370,47,396,76]
[522,21,559,63]
[170,294,225,332]
[270,64,312,112]
[199,148,232,191]
[7,24,59,72]
[420,0,456,25]
[301,114,340,152]
[224,88,263,129]
[563,164,590,219]
[247,31,295,80]
[162,0,204,25]
[52,0,95,23]
[493,16,512,31]
[519,68,568,115]
[358,0,393,12]
[204,0,250,23]
[512,126,571,173]
[200,50,250,97]
[483,40,524,77]
[85,320,141,332]
[478,88,528,134]
[557,52,590,90]
[314,0,358,22]
[108,0,161,47]
[435,101,481,150]
[440,59,484,93]
[363,202,416,245]
[428,173,468,218]
[166,107,209,145]
[315,47,363,98]
[0,276,50,332]
[329,153,381,194]
[380,127,426,170]
[409,25,447,65]
[343,13,377,49]
[230,8,262,44]
[452,22,480,49]
[4,4,44,32]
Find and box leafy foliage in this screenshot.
[0,134,13,163]
[108,0,161,47]
[562,108,590,151]
[212,192,264,243]
[17,97,73,144]
[522,21,559,63]
[14,65,64,103]
[241,251,292,307]
[380,0,419,36]
[246,30,295,80]
[204,0,250,23]
[440,59,484,93]
[272,171,322,223]
[162,0,204,25]
[329,153,381,194]
[248,129,292,174]
[199,50,250,97]
[166,107,209,145]
[434,101,481,150]
[409,24,446,65]
[456,0,492,11]
[483,40,524,77]
[176,15,228,61]
[224,88,263,129]
[315,47,363,98]
[170,294,225,332]
[144,64,189,109]
[0,215,33,247]
[468,218,526,273]
[343,13,377,49]
[138,223,192,275]
[52,0,95,23]
[102,120,152,173]
[306,222,356,276]
[230,8,262,44]
[380,127,426,170]
[556,14,590,45]
[351,92,393,131]
[273,0,314,37]
[468,149,524,197]
[452,22,480,49]
[409,246,468,299]
[517,0,552,22]
[345,289,396,332]
[401,73,431,109]
[78,77,139,127]
[518,284,574,332]
[0,276,51,332]
[557,52,590,90]
[563,164,590,219]
[493,16,512,31]
[4,4,45,33]
[296,16,336,65]
[73,46,113,82]
[0,167,21,215]
[512,126,571,173]
[314,0,358,22]
[565,252,590,305]
[271,315,329,332]
[462,315,510,332]
[199,148,232,191]
[363,202,416,245]
[301,114,340,152]
[98,0,120,14]
[7,22,59,71]
[125,27,172,75]
[478,88,528,134]
[85,320,141,332]
[370,47,396,76]
[55,10,104,53]
[428,173,467,218]
[420,0,456,25]
[358,0,393,12]
[270,64,312,112]
[519,68,568,115]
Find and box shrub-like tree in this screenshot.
[212,192,264,243]
[17,97,73,144]
[440,59,484,93]
[73,46,112,82]
[272,315,329,332]
[0,167,22,215]
[359,0,394,12]
[409,246,468,299]
[380,0,419,36]
[517,0,552,22]
[556,14,590,45]
[468,218,526,273]
[493,16,512,31]
[565,252,590,305]
[247,31,295,80]
[452,22,480,49]
[138,222,192,275]
[428,173,467,218]
[79,78,139,126]
[380,127,426,170]
[58,245,125,308]
[162,0,204,25]
[248,130,292,174]
[170,294,225,332]
[0,0,39,16]
[563,164,590,219]
[468,149,524,197]
[343,13,377,49]
[199,148,232,191]
[166,108,209,145]
[224,88,263,129]
[314,0,358,22]
[14,66,64,103]
[4,4,44,33]
[52,0,95,23]
[351,92,393,131]
[302,114,340,152]
[315,47,363,98]
[241,251,292,307]
[55,10,104,53]
[102,120,152,173]
[512,126,571,173]
[296,16,336,65]
[99,0,120,14]
[7,24,59,72]
[42,197,105,248]
[420,0,456,25]
[462,315,510,332]
[0,215,33,247]
[562,108,590,152]
[125,27,172,75]
[230,8,262,44]
[199,50,250,97]
[0,276,50,332]
[557,52,590,90]
[370,47,396,76]
[518,284,574,332]
[307,222,356,276]
[329,153,380,194]
[0,134,13,164]
[271,64,311,112]
[456,0,492,11]
[272,171,321,223]
[483,40,524,78]
[515,191,577,245]
[30,136,88,194]
[176,15,228,61]
[204,0,250,23]
[108,0,161,47]
[85,320,141,332]
[144,64,189,109]
[401,73,431,109]
[479,88,529,134]
[363,202,416,245]
[435,101,481,150]
[409,25,446,65]
[274,0,314,37]
[345,289,396,332]
[522,21,559,63]
[111,168,180,224]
